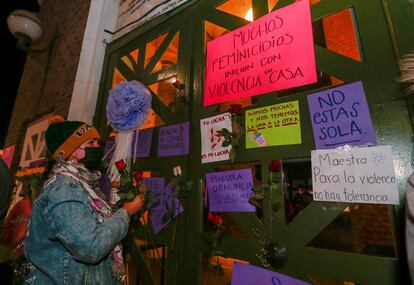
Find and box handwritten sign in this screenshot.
[143,177,184,234]
[103,128,154,164]
[311,145,399,205]
[231,262,311,285]
[132,128,153,157]
[157,121,190,157]
[204,0,316,106]
[246,101,301,148]
[205,169,254,212]
[200,113,233,163]
[307,81,377,149]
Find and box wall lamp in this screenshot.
[7,9,45,53]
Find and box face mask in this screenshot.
[78,146,104,171]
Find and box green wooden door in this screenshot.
[95,0,412,284]
[95,9,196,284]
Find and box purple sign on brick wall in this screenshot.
[143,177,183,234]
[157,121,190,157]
[231,262,311,285]
[205,169,255,212]
[307,81,377,149]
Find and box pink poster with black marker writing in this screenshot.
[204,0,316,106]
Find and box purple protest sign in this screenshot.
[307,81,377,149]
[231,262,311,285]
[103,128,154,164]
[132,128,153,157]
[157,121,190,157]
[205,169,255,212]
[143,177,184,234]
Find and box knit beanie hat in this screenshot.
[45,120,100,160]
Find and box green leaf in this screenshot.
[210,263,225,276]
[118,192,135,201]
[186,181,193,191]
[252,185,262,193]
[254,193,264,200]
[120,175,132,186]
[272,202,281,212]
[201,232,215,244]
[221,140,231,147]
[162,209,174,224]
[218,265,224,275]
[216,128,230,137]
[169,177,179,187]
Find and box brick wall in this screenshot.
[5,0,91,172]
[349,204,395,255]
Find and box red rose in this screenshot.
[268,160,282,172]
[133,171,144,181]
[115,159,126,170]
[172,80,183,90]
[207,212,223,225]
[229,104,243,115]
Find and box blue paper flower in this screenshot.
[106,80,152,131]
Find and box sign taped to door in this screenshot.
[157,121,190,157]
[200,113,232,163]
[245,100,301,148]
[231,262,311,285]
[204,0,316,106]
[307,81,377,149]
[311,145,399,205]
[205,169,255,212]
[143,177,183,234]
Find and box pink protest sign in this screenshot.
[204,0,316,106]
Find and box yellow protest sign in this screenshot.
[245,100,301,148]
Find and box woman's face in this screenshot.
[69,138,100,161]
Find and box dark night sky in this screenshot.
[0,0,39,149]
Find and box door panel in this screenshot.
[191,0,410,284]
[96,11,194,284]
[96,0,411,284]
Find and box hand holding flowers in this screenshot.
[114,159,158,217]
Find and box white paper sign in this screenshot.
[114,0,190,40]
[200,113,232,164]
[311,145,399,205]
